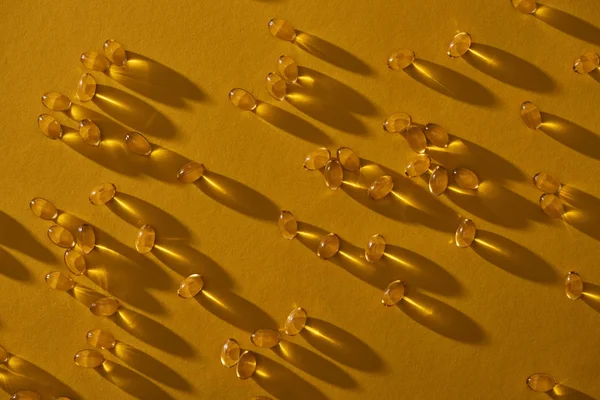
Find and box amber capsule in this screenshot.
[135,225,156,254]
[447,32,472,58]
[38,114,63,139]
[284,307,307,336]
[236,351,257,380]
[429,166,449,195]
[511,0,537,13]
[125,132,152,156]
[383,112,411,133]
[303,148,331,171]
[45,271,76,291]
[90,297,120,317]
[424,123,449,147]
[520,101,542,130]
[80,52,110,71]
[540,193,564,219]
[365,234,386,263]
[453,168,479,190]
[337,147,360,172]
[76,224,95,254]
[0,345,9,363]
[103,39,127,66]
[48,225,75,248]
[387,49,415,70]
[89,183,116,205]
[220,338,241,368]
[74,349,105,368]
[278,210,298,240]
[228,88,257,111]
[177,161,205,183]
[317,233,340,259]
[64,248,86,276]
[533,172,562,194]
[382,280,405,306]
[405,154,431,177]
[10,391,40,400]
[526,373,557,392]
[252,397,273,400]
[86,328,117,350]
[324,159,343,190]
[177,274,204,298]
[41,92,71,111]
[30,197,58,220]
[405,125,427,153]
[278,55,299,83]
[78,119,102,146]
[565,272,583,301]
[268,18,296,42]
[368,176,394,200]
[455,218,476,248]
[265,72,287,100]
[573,52,599,74]
[76,73,97,102]
[251,329,281,348]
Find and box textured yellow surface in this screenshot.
[1,0,599,399]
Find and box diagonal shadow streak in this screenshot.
[535,6,600,46]
[97,360,175,400]
[539,113,600,161]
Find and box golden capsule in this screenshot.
[303,147,331,170]
[511,0,537,13]
[387,49,415,70]
[135,224,156,254]
[220,338,241,368]
[573,52,599,74]
[74,349,105,368]
[45,271,76,291]
[56,398,72,400]
[526,373,557,392]
[37,114,63,139]
[89,183,116,205]
[383,112,411,133]
[78,119,102,146]
[447,32,472,58]
[337,147,360,172]
[90,297,121,317]
[365,234,386,263]
[284,307,307,336]
[405,154,431,177]
[268,18,296,42]
[520,101,542,130]
[80,52,110,71]
[533,172,562,194]
[236,350,257,380]
[64,248,86,276]
[76,224,95,254]
[453,168,479,190]
[382,280,405,306]
[429,166,449,196]
[86,328,117,350]
[177,161,205,183]
[540,193,564,219]
[317,233,340,260]
[103,39,127,66]
[278,210,298,240]
[424,123,449,147]
[265,72,287,101]
[251,329,281,348]
[565,271,583,301]
[0,344,9,363]
[30,197,58,220]
[252,397,273,400]
[125,131,152,156]
[10,391,40,400]
[368,175,394,200]
[324,159,343,190]
[48,225,75,248]
[177,274,204,298]
[278,55,299,83]
[455,218,476,248]
[228,88,257,111]
[41,92,71,111]
[405,125,427,153]
[76,73,97,102]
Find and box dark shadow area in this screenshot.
[0,211,55,263]
[97,360,174,400]
[582,282,600,313]
[4,356,80,399]
[535,6,600,46]
[539,113,600,161]
[0,247,31,282]
[561,186,600,242]
[590,69,600,83]
[549,384,598,400]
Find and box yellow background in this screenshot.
[1,0,599,399]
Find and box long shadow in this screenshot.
[535,6,600,46]
[97,361,174,400]
[582,282,600,313]
[0,210,55,263]
[590,69,600,83]
[4,356,80,399]
[0,247,31,282]
[561,186,600,242]
[549,384,598,400]
[539,113,600,161]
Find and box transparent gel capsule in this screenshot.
[520,101,542,130]
[0,345,9,363]
[74,349,105,368]
[565,271,583,301]
[79,119,102,146]
[387,49,415,70]
[135,225,156,254]
[86,328,117,350]
[337,147,360,172]
[80,52,110,71]
[76,73,97,102]
[447,32,472,58]
[103,39,127,66]
[429,166,449,195]
[453,168,479,190]
[278,55,299,83]
[324,159,343,190]
[278,210,298,240]
[220,338,241,368]
[317,233,340,260]
[125,132,152,156]
[38,114,63,139]
[90,297,121,317]
[367,176,394,200]
[405,125,427,153]
[533,172,562,194]
[77,224,96,254]
[511,0,537,13]
[236,351,257,380]
[10,391,40,400]
[526,373,557,392]
[540,193,564,219]
[382,280,405,306]
[383,112,411,133]
[177,161,205,183]
[455,218,476,248]
[424,123,449,147]
[64,248,86,276]
[30,197,58,220]
[177,274,204,298]
[41,92,71,111]
[266,72,287,101]
[268,18,296,42]
[365,234,386,263]
[45,271,76,291]
[48,225,76,248]
[89,183,116,205]
[573,52,599,74]
[228,88,257,111]
[405,154,431,177]
[251,329,281,348]
[284,307,307,336]
[303,148,331,171]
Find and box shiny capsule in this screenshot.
[177,161,205,183]
[303,147,331,170]
[405,154,431,177]
[236,351,257,380]
[278,55,299,83]
[48,225,75,248]
[317,233,340,259]
[74,349,105,368]
[565,271,583,301]
[405,125,427,153]
[383,112,411,133]
[429,166,449,195]
[41,92,71,111]
[103,39,127,65]
[337,147,360,172]
[268,18,296,42]
[382,280,405,306]
[45,271,76,291]
[526,373,557,392]
[278,210,298,240]
[220,338,241,368]
[284,307,307,336]
[533,172,562,194]
[324,159,343,190]
[511,0,537,13]
[573,52,599,74]
[387,49,415,70]
[424,123,449,147]
[79,119,102,146]
[30,197,58,220]
[453,168,479,190]
[520,101,542,130]
[540,193,564,219]
[64,248,86,276]
[37,114,63,139]
[135,225,156,254]
[251,329,281,348]
[90,297,120,317]
[228,88,257,111]
[76,73,97,102]
[0,345,9,363]
[80,52,110,71]
[89,183,116,205]
[365,234,386,263]
[265,72,287,100]
[10,391,40,400]
[447,32,472,58]
[125,132,152,156]
[86,328,117,349]
[77,224,96,254]
[368,176,394,200]
[177,274,204,298]
[455,218,476,248]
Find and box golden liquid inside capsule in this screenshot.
[30,197,58,220]
[526,373,557,392]
[324,159,343,190]
[368,175,394,200]
[337,147,360,172]
[573,52,599,74]
[540,193,564,219]
[266,72,287,101]
[405,125,427,153]
[565,271,583,301]
[424,123,449,147]
[317,233,340,260]
[64,248,86,276]
[38,114,63,139]
[303,147,331,170]
[383,112,411,133]
[56,398,71,400]
[229,88,257,111]
[429,166,449,196]
[80,52,110,71]
[89,183,116,205]
[453,168,479,190]
[125,132,152,156]
[74,349,105,368]
[0,345,9,363]
[177,274,204,298]
[455,218,476,248]
[511,0,537,13]
[48,225,75,248]
[135,224,156,254]
[90,297,121,317]
[268,18,296,42]
[221,338,241,368]
[76,73,97,102]
[87,328,117,349]
[284,307,307,336]
[447,32,472,58]
[382,280,405,306]
[520,101,542,130]
[41,92,71,111]
[405,154,431,177]
[77,224,95,254]
[45,271,76,291]
[10,391,40,400]
[278,210,298,240]
[177,161,205,183]
[251,329,281,348]
[236,351,257,380]
[387,49,415,70]
[278,55,299,83]
[365,234,386,263]
[79,119,102,146]
[103,39,127,66]
[533,172,562,194]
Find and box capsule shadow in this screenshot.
[549,384,598,400]
[582,282,600,313]
[560,186,600,242]
[535,5,600,46]
[97,360,175,400]
[0,247,31,282]
[539,113,600,161]
[5,356,80,399]
[590,69,600,83]
[0,211,55,263]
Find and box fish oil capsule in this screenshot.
[526,373,557,392]
[383,112,411,133]
[447,32,472,58]
[455,218,476,248]
[79,119,102,146]
[89,183,116,205]
[429,166,449,195]
[38,114,63,139]
[368,176,394,200]
[405,125,427,153]
[387,49,415,70]
[284,307,307,336]
[30,197,58,220]
[41,92,71,111]
[10,391,40,400]
[103,39,127,66]
[324,159,343,190]
[573,52,599,74]
[520,101,542,130]
[80,52,110,71]
[278,210,298,239]
[265,72,287,100]
[77,224,95,254]
[337,147,360,172]
[365,234,386,263]
[382,280,405,306]
[135,225,156,254]
[228,88,257,111]
[74,349,105,368]
[268,18,296,42]
[90,297,120,316]
[86,328,117,350]
[76,73,97,102]
[317,233,340,259]
[405,154,431,177]
[177,161,205,183]
[125,132,152,156]
[424,123,449,147]
[236,351,257,380]
[45,271,76,291]
[511,0,537,13]
[0,345,9,363]
[533,172,562,194]
[565,271,583,301]
[540,193,564,219]
[64,248,86,276]
[221,338,241,368]
[453,168,479,189]
[251,329,281,348]
[303,148,331,170]
[278,55,299,83]
[177,274,204,298]
[48,225,76,248]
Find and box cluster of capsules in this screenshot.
[73,329,118,369]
